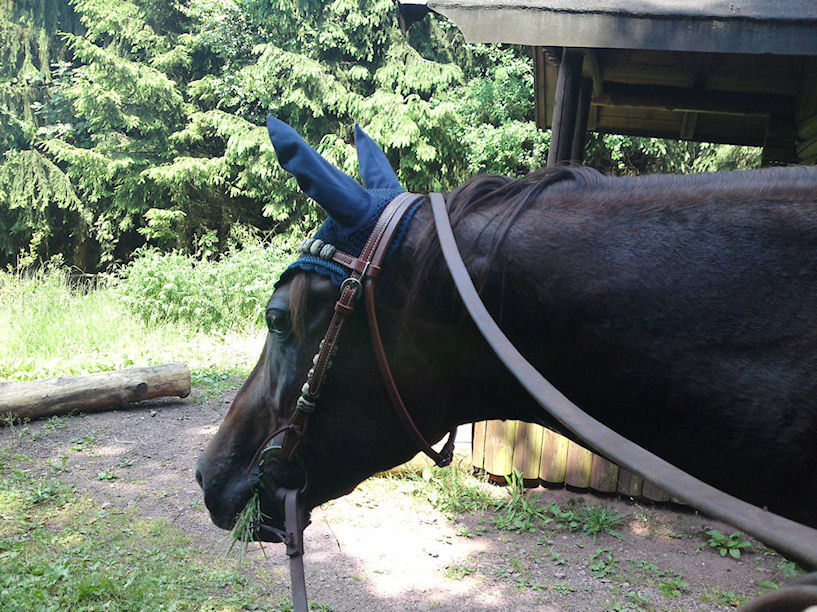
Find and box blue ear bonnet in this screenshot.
[268,117,420,287]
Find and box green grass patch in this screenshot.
[0,241,295,382]
[0,451,286,610]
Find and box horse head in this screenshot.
[195,119,478,536]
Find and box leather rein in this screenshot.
[263,191,817,611]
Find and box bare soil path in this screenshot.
[1,386,805,611]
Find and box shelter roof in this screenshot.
[401,0,817,55]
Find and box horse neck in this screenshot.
[382,201,553,431]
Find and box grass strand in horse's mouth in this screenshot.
[227,490,266,560]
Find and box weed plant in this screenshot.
[492,470,550,532]
[402,464,495,515]
[702,528,751,559]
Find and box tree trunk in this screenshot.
[0,363,191,422]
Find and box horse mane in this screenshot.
[403,166,602,325]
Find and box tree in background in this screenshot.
[0,0,760,271]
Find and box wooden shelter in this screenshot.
[399,0,817,166]
[398,0,817,497]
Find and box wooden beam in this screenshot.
[584,49,603,96]
[533,47,548,131]
[796,58,817,122]
[763,115,798,166]
[583,50,602,133]
[571,77,592,162]
[680,111,699,139]
[547,48,583,167]
[594,82,794,117]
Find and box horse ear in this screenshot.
[267,116,373,229]
[354,124,403,191]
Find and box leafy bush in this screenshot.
[115,234,296,332]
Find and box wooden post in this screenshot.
[0,363,191,422]
[589,454,619,493]
[484,420,517,477]
[539,428,569,484]
[616,469,644,498]
[641,480,671,502]
[564,440,593,489]
[547,48,583,167]
[570,77,593,163]
[512,421,544,480]
[471,421,487,470]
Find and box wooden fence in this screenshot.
[472,420,673,502]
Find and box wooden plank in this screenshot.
[583,49,603,96]
[680,111,699,140]
[512,421,544,479]
[600,49,694,88]
[589,455,619,493]
[539,428,569,484]
[641,480,671,502]
[564,441,593,489]
[483,419,516,477]
[571,77,592,162]
[594,82,791,117]
[705,54,802,95]
[616,469,643,498]
[471,421,487,471]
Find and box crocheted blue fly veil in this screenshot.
[267,117,419,287]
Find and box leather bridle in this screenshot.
[259,191,817,612]
[253,193,455,612]
[263,192,456,472]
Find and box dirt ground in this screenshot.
[0,386,807,611]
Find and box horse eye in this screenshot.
[266,310,290,334]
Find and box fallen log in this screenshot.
[0,363,191,422]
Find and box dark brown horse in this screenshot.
[196,120,817,545]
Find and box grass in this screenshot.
[0,245,290,383]
[0,449,287,611]
[228,490,266,561]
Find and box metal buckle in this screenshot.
[339,276,363,299]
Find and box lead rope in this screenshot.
[280,488,308,612]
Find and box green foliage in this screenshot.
[778,559,804,579]
[588,548,618,578]
[547,502,624,542]
[704,529,751,559]
[629,559,689,598]
[0,249,275,382]
[0,452,274,609]
[491,469,550,532]
[115,232,294,332]
[587,133,761,176]
[412,464,494,515]
[228,489,264,561]
[1,0,766,272]
[575,504,625,543]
